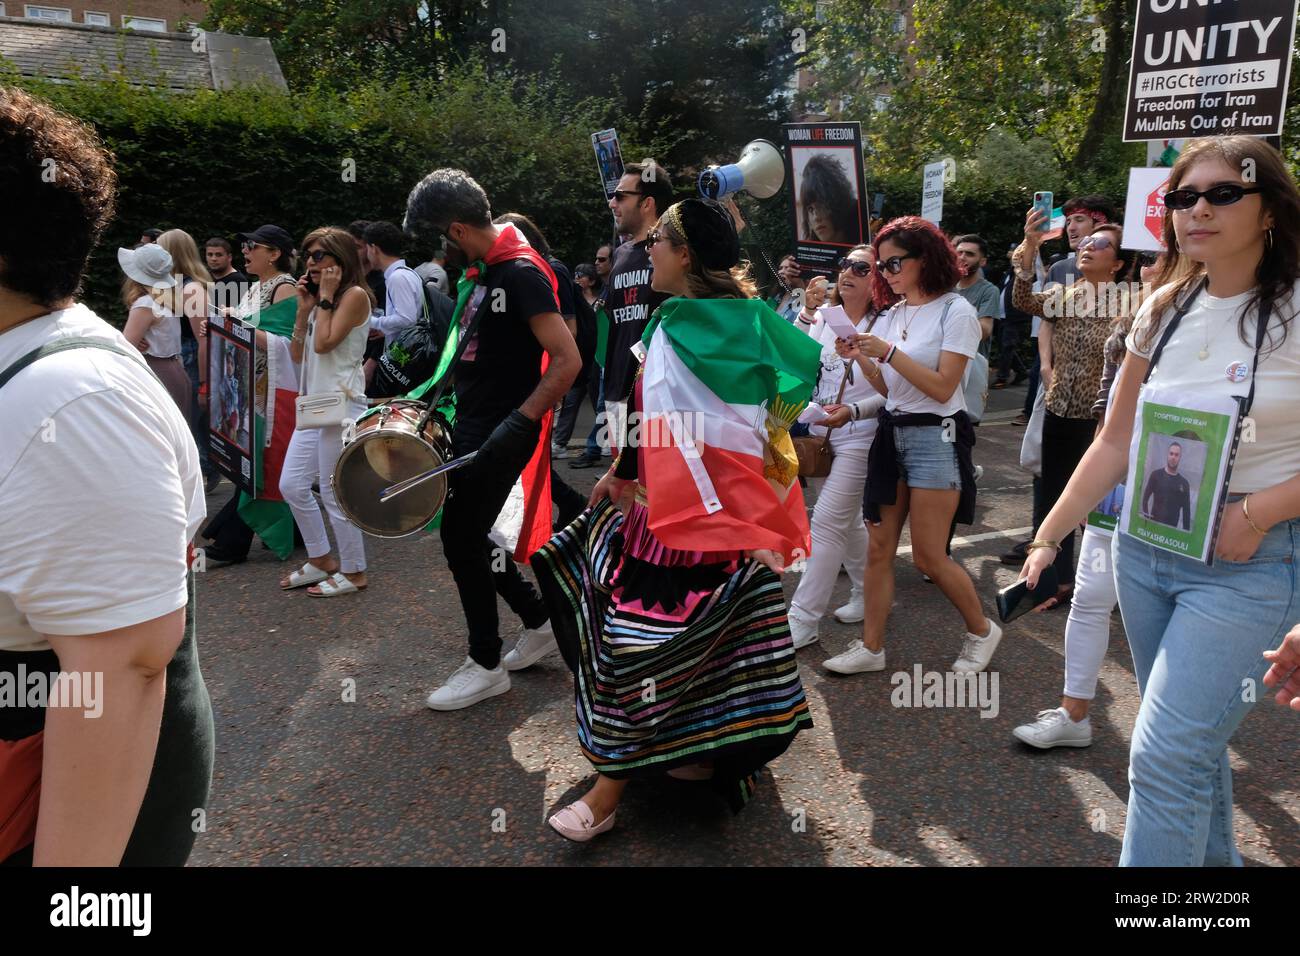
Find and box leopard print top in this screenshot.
[1012,273,1130,420]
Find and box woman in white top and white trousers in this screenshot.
[786,245,885,649]
[278,227,372,598]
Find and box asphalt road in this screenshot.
[186,383,1299,866]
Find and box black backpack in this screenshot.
[368,277,455,399]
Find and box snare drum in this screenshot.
[332,399,453,537]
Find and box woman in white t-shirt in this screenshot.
[824,216,1001,676]
[785,245,885,650]
[1023,135,1300,866]
[118,243,192,419]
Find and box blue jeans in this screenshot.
[584,368,606,457]
[894,424,960,490]
[1112,516,1300,866]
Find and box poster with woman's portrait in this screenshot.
[207,318,255,493]
[782,122,869,276]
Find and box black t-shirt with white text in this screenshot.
[453,258,559,443]
[602,239,668,403]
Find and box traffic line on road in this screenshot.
[896,526,1033,556]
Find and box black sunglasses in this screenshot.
[241,240,271,252]
[305,250,332,263]
[611,189,644,202]
[1137,251,1160,268]
[595,255,609,262]
[1163,183,1263,211]
[646,229,671,247]
[837,257,872,277]
[874,254,915,275]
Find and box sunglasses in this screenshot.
[1137,251,1160,268]
[611,189,644,202]
[595,255,609,262]
[645,229,669,247]
[241,240,271,252]
[874,254,915,275]
[1163,183,1264,211]
[1077,235,1114,252]
[837,257,873,277]
[304,250,332,263]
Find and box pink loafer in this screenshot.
[548,799,616,842]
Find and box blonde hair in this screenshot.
[121,276,181,314]
[157,229,213,289]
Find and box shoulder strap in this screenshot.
[0,337,154,393]
[1142,277,1208,384]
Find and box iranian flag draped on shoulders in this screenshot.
[637,296,822,567]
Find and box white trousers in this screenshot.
[789,440,870,622]
[1062,526,1119,699]
[280,423,368,573]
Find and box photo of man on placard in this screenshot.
[1140,435,1205,531]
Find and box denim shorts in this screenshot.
[894,424,960,491]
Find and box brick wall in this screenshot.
[3,0,206,33]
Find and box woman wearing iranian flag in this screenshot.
[531,198,823,842]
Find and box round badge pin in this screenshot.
[1225,360,1249,384]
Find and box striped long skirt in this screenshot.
[530,497,812,812]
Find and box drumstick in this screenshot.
[379,451,478,503]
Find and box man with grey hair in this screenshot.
[404,168,581,710]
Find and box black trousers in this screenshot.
[550,466,585,530]
[441,426,549,670]
[202,488,254,558]
[996,318,1030,382]
[1040,410,1097,586]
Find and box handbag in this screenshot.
[792,357,851,478]
[1019,382,1046,475]
[295,311,351,429]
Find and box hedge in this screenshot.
[4,60,632,322]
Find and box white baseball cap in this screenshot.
[117,243,177,288]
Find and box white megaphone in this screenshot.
[697,139,785,201]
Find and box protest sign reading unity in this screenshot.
[1123,0,1298,141]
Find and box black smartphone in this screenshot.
[996,564,1060,624]
[303,273,319,297]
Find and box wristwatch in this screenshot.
[318,298,337,311]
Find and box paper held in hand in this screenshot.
[818,305,861,342]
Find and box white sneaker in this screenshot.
[789,614,819,650]
[952,618,1002,673]
[551,443,570,460]
[503,620,557,671]
[974,464,984,482]
[833,592,864,624]
[1013,707,1093,749]
[823,642,886,674]
[426,656,511,711]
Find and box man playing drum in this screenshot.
[403,169,581,711]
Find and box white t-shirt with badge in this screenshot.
[876,292,981,416]
[0,304,204,653]
[1126,278,1300,493]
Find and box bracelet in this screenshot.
[881,343,897,365]
[1025,539,1060,552]
[1241,495,1268,535]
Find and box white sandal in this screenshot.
[308,572,366,598]
[281,562,330,590]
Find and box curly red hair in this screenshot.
[870,216,961,311]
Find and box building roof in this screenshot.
[0,16,286,91]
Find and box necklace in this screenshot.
[899,303,917,340]
[1199,302,1240,360]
